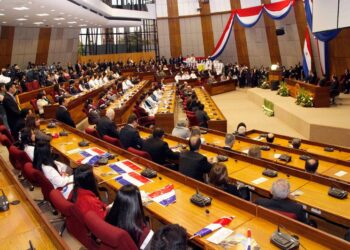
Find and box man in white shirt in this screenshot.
[122,76,134,92]
[190,71,197,79]
[0,68,11,84]
[175,73,182,83]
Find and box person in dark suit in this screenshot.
[56,96,76,128]
[255,179,307,223]
[96,109,118,138]
[223,133,235,151]
[143,127,179,165]
[3,82,23,139]
[195,104,210,128]
[179,136,213,182]
[119,114,143,149]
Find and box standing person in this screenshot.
[56,96,76,128]
[0,82,9,129]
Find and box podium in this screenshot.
[269,69,282,82]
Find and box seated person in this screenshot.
[330,75,340,104]
[255,179,308,223]
[19,127,35,161]
[172,120,191,139]
[119,114,144,149]
[223,133,235,151]
[122,76,134,92]
[25,114,52,142]
[195,104,210,128]
[236,122,246,136]
[56,96,76,128]
[179,136,213,182]
[96,109,118,138]
[33,141,73,199]
[266,133,275,143]
[305,158,318,173]
[36,91,49,116]
[291,138,301,149]
[208,163,250,200]
[105,184,153,249]
[150,224,187,250]
[248,145,261,159]
[143,127,179,165]
[70,164,108,218]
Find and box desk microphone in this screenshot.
[28,240,35,250]
[328,179,348,199]
[262,164,278,178]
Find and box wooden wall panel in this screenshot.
[167,0,182,57]
[329,28,350,77]
[78,51,156,64]
[0,26,15,68]
[35,28,51,65]
[200,2,214,57]
[230,0,250,66]
[262,0,281,65]
[294,0,307,53]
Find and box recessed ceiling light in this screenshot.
[67,21,77,24]
[34,22,43,25]
[16,18,27,21]
[51,10,55,12]
[79,24,87,27]
[13,7,29,11]
[0,13,4,16]
[54,17,65,20]
[36,13,49,16]
[2,21,7,24]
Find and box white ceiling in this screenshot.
[0,0,155,28]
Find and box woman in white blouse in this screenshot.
[19,127,35,161]
[36,91,49,116]
[33,141,73,199]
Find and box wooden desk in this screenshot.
[155,84,177,133]
[285,78,330,107]
[0,156,69,249]
[178,78,202,87]
[203,79,237,96]
[43,81,114,124]
[193,87,227,132]
[41,121,349,249]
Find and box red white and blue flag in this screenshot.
[235,6,263,28]
[303,27,313,77]
[191,216,234,238]
[148,184,176,207]
[115,172,151,187]
[264,0,293,20]
[110,160,142,174]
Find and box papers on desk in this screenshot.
[253,136,263,141]
[242,149,249,154]
[207,228,233,244]
[252,177,268,185]
[66,148,82,155]
[148,184,176,207]
[335,170,348,177]
[115,171,152,187]
[109,160,142,174]
[274,153,281,159]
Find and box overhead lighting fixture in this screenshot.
[54,17,65,20]
[51,10,55,12]
[67,21,77,24]
[36,13,49,16]
[34,22,43,25]
[0,13,4,16]
[13,6,29,11]
[16,18,27,21]
[79,24,87,27]
[2,21,7,24]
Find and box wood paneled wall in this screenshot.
[0,26,15,68]
[230,0,250,67]
[262,0,282,65]
[199,2,214,57]
[329,28,350,77]
[167,0,182,57]
[78,51,156,64]
[35,28,52,65]
[294,0,307,53]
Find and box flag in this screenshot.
[148,184,176,207]
[115,172,151,187]
[303,27,312,78]
[192,216,234,238]
[110,160,142,174]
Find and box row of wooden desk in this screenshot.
[40,120,350,249]
[136,127,350,230]
[0,155,69,249]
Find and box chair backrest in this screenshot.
[49,189,73,217]
[0,125,14,143]
[23,162,38,185]
[85,127,100,138]
[187,114,199,127]
[8,145,26,171]
[132,108,141,118]
[127,147,152,160]
[32,80,40,90]
[274,209,297,220]
[0,134,12,149]
[102,135,121,147]
[84,211,138,250]
[33,169,55,201]
[30,98,39,113]
[25,82,33,91]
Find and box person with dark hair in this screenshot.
[0,82,10,129]
[223,133,235,151]
[195,103,210,128]
[236,122,246,136]
[25,114,52,142]
[119,114,143,149]
[291,138,301,149]
[330,74,340,104]
[36,90,49,116]
[305,158,319,173]
[56,96,76,128]
[70,164,107,218]
[208,163,250,200]
[266,133,275,143]
[19,127,35,161]
[150,224,187,250]
[33,141,73,199]
[179,136,213,182]
[143,127,179,165]
[248,145,261,159]
[105,185,153,249]
[96,109,118,138]
[3,82,23,139]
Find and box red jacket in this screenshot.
[74,188,107,219]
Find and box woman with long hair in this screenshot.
[25,114,51,142]
[33,141,73,199]
[19,127,35,161]
[70,164,107,219]
[105,184,153,249]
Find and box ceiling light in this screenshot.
[36,13,49,16]
[2,21,7,24]
[34,22,43,25]
[79,24,87,27]
[13,7,29,11]
[54,17,65,20]
[40,6,45,8]
[51,9,55,12]
[67,21,77,24]
[17,18,27,21]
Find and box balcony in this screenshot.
[101,0,155,11]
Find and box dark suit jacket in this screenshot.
[143,137,179,165]
[56,106,76,128]
[3,93,24,139]
[179,151,212,182]
[195,110,210,128]
[255,198,307,223]
[96,116,118,138]
[119,124,143,149]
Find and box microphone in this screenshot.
[328,179,348,199]
[262,164,278,178]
